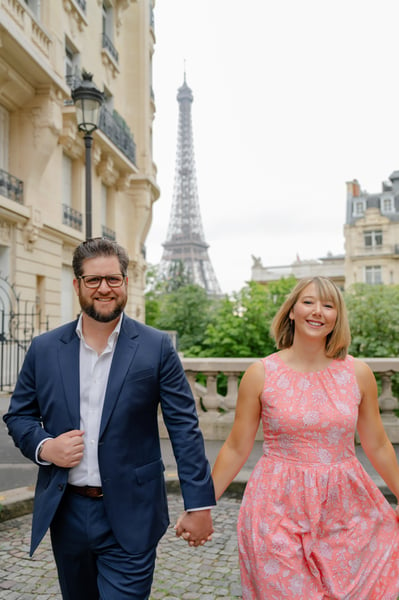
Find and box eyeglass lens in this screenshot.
[81,275,124,288]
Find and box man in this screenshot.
[3,238,215,600]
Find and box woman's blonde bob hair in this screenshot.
[270,276,351,359]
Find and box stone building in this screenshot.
[0,0,158,330]
[251,253,345,289]
[252,170,399,290]
[344,173,399,287]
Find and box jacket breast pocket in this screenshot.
[124,368,154,384]
[134,458,165,485]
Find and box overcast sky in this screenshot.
[146,0,399,295]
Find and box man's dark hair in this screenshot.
[72,238,129,278]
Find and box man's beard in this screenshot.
[79,294,127,323]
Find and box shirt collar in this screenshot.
[76,312,123,346]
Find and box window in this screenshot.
[101,184,116,240]
[0,105,9,171]
[354,200,365,216]
[62,154,82,231]
[102,2,118,63]
[365,266,382,285]
[382,197,393,213]
[102,2,113,39]
[24,0,40,18]
[62,154,72,208]
[65,41,80,88]
[101,183,108,225]
[364,230,382,248]
[61,266,75,324]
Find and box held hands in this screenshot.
[174,509,214,547]
[40,430,84,468]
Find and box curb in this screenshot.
[0,486,35,522]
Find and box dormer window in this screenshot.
[382,197,394,213]
[353,200,365,216]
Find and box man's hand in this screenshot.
[174,509,213,547]
[40,430,84,468]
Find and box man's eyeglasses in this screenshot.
[78,274,125,289]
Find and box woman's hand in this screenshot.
[174,510,213,547]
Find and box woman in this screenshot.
[211,276,399,599]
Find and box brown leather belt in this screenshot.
[67,484,103,498]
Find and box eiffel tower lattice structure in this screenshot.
[159,75,222,296]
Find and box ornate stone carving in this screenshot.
[0,220,11,244]
[96,154,118,186]
[23,207,42,251]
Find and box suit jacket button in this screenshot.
[58,484,64,491]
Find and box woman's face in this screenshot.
[289,282,337,341]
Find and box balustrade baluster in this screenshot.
[201,373,219,413]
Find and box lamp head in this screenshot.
[71,71,104,134]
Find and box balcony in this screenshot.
[62,204,82,231]
[74,0,86,11]
[98,107,136,165]
[102,32,119,64]
[0,169,23,204]
[157,357,399,443]
[101,225,116,241]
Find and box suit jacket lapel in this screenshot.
[99,318,139,438]
[58,323,81,429]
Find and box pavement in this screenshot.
[1,395,398,599]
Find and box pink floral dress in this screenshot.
[237,353,399,599]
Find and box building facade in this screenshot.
[251,253,345,289]
[0,0,159,330]
[344,173,399,287]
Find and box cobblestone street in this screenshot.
[0,494,242,600]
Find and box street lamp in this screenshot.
[71,71,104,240]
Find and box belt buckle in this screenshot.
[87,486,103,498]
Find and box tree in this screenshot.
[144,267,297,358]
[199,277,296,358]
[144,264,162,327]
[151,283,214,353]
[344,284,399,357]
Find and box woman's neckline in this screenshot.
[274,351,338,374]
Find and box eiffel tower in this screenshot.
[160,74,222,296]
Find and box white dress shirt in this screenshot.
[67,313,121,486]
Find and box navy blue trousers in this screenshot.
[50,489,156,600]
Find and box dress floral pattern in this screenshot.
[237,353,399,599]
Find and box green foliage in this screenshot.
[148,282,214,353]
[145,266,297,358]
[344,283,399,399]
[344,284,399,357]
[144,264,162,327]
[200,278,296,357]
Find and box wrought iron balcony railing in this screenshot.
[0,169,23,204]
[62,204,82,231]
[74,0,86,12]
[102,32,119,64]
[101,225,116,241]
[98,107,136,165]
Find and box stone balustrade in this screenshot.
[158,357,399,442]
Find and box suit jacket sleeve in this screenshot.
[158,333,216,510]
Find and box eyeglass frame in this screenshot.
[78,274,126,289]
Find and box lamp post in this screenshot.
[71,71,104,240]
